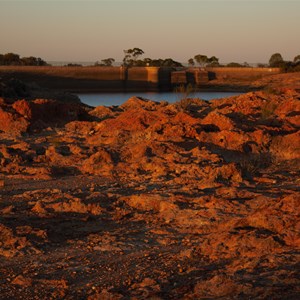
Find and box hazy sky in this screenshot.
[0,0,299,63]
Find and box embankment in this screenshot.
[0,66,171,93]
[0,66,282,93]
[202,67,282,91]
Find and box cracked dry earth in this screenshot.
[0,89,300,299]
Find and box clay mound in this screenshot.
[89,105,116,120]
[97,107,168,132]
[0,98,89,134]
[120,96,160,111]
[13,99,88,125]
[82,148,114,176]
[201,110,235,131]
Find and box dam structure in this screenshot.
[0,66,281,93]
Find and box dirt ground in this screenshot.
[0,83,299,299]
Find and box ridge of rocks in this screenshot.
[0,90,299,299]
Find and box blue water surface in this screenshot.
[78,92,242,107]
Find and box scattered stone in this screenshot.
[0,82,299,299]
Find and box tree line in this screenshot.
[96,49,219,68]
[2,50,300,72]
[188,53,300,70]
[0,53,48,66]
[268,53,300,72]
[97,48,300,71]
[95,48,183,68]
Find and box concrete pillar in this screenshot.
[146,67,159,83]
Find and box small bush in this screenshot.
[174,83,197,111]
[174,83,194,99]
[175,98,195,111]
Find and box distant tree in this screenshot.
[161,58,182,67]
[206,56,220,67]
[243,62,250,67]
[123,47,144,67]
[21,56,47,66]
[208,56,219,64]
[65,63,82,67]
[294,55,300,63]
[194,55,219,67]
[147,59,162,67]
[194,54,208,67]
[0,53,47,66]
[3,53,20,65]
[101,58,115,66]
[151,59,164,67]
[134,59,147,67]
[143,58,152,66]
[257,63,267,68]
[21,56,37,66]
[36,57,47,66]
[188,58,195,66]
[280,61,295,72]
[269,53,284,67]
[226,62,244,67]
[120,55,182,68]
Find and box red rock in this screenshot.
[201,110,235,131]
[0,90,299,299]
[11,275,33,287]
[0,106,29,134]
[82,148,114,176]
[193,274,247,298]
[270,131,300,160]
[120,96,159,111]
[98,108,167,132]
[12,99,33,119]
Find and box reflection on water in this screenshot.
[78,92,242,107]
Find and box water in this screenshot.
[78,92,242,107]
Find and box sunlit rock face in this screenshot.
[0,85,299,299]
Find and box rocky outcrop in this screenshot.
[0,90,299,299]
[0,76,81,103]
[0,98,89,135]
[0,104,29,135]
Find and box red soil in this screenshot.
[0,88,299,299]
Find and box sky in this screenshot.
[0,0,299,64]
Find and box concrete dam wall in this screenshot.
[0,66,173,92]
[0,66,281,93]
[0,66,171,92]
